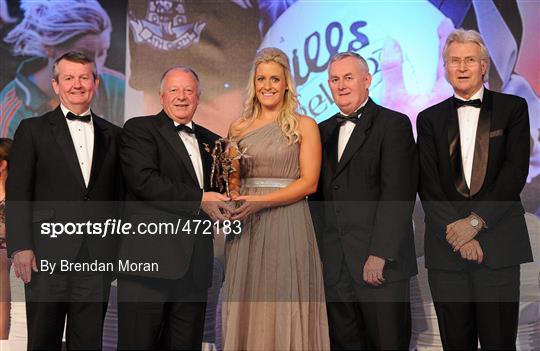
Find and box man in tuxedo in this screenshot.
[418,29,533,350]
[6,51,122,350]
[117,66,229,350]
[315,52,418,350]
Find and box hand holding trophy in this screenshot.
[203,138,249,198]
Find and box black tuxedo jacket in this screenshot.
[417,89,533,270]
[315,98,418,286]
[118,111,219,286]
[6,106,123,263]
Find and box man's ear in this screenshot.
[365,72,373,88]
[52,78,60,96]
[480,59,488,79]
[0,160,8,173]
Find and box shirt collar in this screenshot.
[60,104,91,119]
[454,85,484,102]
[338,96,369,117]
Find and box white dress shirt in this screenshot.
[174,121,204,189]
[337,98,369,161]
[456,86,484,188]
[60,104,94,187]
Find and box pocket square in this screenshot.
[489,129,504,138]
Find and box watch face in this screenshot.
[471,218,479,227]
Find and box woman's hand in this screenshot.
[231,195,268,220]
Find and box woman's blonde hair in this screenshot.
[236,47,300,144]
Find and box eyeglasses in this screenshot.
[446,57,484,67]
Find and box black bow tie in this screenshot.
[66,111,91,123]
[175,124,195,134]
[453,97,482,109]
[336,106,365,125]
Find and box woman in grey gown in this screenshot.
[221,47,329,350]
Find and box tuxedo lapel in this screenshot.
[470,90,491,197]
[324,116,340,178]
[48,107,86,189]
[447,98,470,197]
[446,89,492,198]
[194,123,214,191]
[87,116,110,192]
[155,111,199,186]
[334,98,375,179]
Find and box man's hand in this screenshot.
[446,217,479,251]
[201,192,231,221]
[231,195,268,221]
[458,239,484,264]
[13,250,37,284]
[363,255,386,286]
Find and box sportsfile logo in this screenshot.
[40,219,242,238]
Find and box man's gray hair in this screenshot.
[329,52,370,73]
[159,65,201,95]
[443,28,490,81]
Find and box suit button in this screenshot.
[333,184,340,190]
[335,208,341,214]
[84,196,89,201]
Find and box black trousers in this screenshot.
[428,265,520,350]
[24,250,111,350]
[325,262,411,350]
[117,274,207,350]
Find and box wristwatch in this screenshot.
[469,216,481,231]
